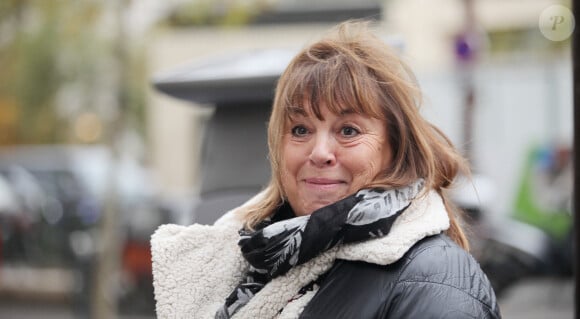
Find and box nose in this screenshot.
[309,133,336,167]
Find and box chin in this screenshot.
[302,201,333,216]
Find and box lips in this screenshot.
[302,178,347,192]
[304,178,345,185]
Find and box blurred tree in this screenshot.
[0,2,153,318]
[166,0,274,26]
[0,0,149,147]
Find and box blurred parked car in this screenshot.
[0,145,172,315]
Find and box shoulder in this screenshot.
[400,234,475,273]
[388,234,501,318]
[303,235,501,319]
[398,234,488,289]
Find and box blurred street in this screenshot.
[0,276,573,318]
[499,277,574,319]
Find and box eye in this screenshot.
[291,125,309,137]
[340,126,360,137]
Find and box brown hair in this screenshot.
[240,20,471,250]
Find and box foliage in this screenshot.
[0,0,149,146]
[166,0,274,27]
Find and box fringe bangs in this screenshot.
[281,50,385,122]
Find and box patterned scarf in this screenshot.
[216,180,424,318]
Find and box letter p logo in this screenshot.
[551,16,565,30]
[539,5,575,41]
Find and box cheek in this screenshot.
[280,147,298,175]
[346,141,387,181]
[281,139,310,171]
[279,146,302,190]
[347,159,378,182]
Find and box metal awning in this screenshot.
[152,48,297,105]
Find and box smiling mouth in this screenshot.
[304,178,345,186]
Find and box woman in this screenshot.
[152,21,501,318]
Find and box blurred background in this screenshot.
[0,0,574,318]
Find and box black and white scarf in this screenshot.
[216,179,425,318]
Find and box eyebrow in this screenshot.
[287,106,308,116]
[339,108,356,115]
[287,105,357,117]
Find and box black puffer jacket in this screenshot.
[300,234,501,318]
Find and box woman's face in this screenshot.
[280,104,391,216]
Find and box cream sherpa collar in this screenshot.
[151,190,449,318]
